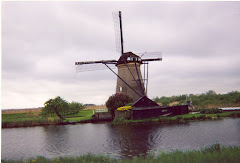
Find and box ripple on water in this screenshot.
[2,118,240,160]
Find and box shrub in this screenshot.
[68,101,85,115]
[153,90,240,109]
[125,103,134,106]
[105,93,133,117]
[200,108,223,114]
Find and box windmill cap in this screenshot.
[116,52,142,65]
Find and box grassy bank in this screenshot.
[1,112,59,128]
[2,144,240,163]
[113,111,240,124]
[3,109,240,128]
[2,110,94,128]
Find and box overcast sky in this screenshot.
[1,1,240,109]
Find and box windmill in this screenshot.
[75,11,162,102]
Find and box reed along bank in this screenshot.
[2,144,240,163]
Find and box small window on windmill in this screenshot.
[119,86,123,92]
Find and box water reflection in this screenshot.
[106,123,178,158]
[43,125,70,157]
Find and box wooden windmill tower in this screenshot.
[75,11,162,102]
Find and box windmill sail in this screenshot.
[75,60,117,72]
[138,52,162,61]
[112,11,124,55]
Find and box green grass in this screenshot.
[2,110,240,128]
[64,110,94,122]
[2,113,39,123]
[2,144,240,163]
[2,112,60,123]
[2,110,94,128]
[2,112,60,128]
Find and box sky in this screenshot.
[1,1,240,109]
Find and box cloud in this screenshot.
[2,1,240,109]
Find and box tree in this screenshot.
[69,101,85,115]
[151,90,240,109]
[106,93,133,117]
[42,96,68,120]
[206,90,217,95]
[153,96,161,103]
[161,98,171,106]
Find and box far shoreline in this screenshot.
[2,110,240,129]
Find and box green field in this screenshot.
[1,112,56,128]
[2,144,240,163]
[2,110,94,128]
[64,110,94,122]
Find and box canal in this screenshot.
[2,118,240,160]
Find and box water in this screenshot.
[2,118,240,160]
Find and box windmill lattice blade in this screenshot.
[112,11,122,55]
[137,52,162,59]
[75,60,117,65]
[75,63,116,72]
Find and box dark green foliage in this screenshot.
[153,90,240,109]
[153,96,171,106]
[42,96,68,119]
[106,93,133,117]
[126,102,134,106]
[153,95,187,106]
[42,97,84,119]
[68,101,85,115]
[200,108,223,114]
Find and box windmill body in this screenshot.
[116,52,145,101]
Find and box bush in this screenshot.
[105,93,133,117]
[126,103,134,106]
[200,108,223,114]
[153,90,240,109]
[68,101,85,115]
